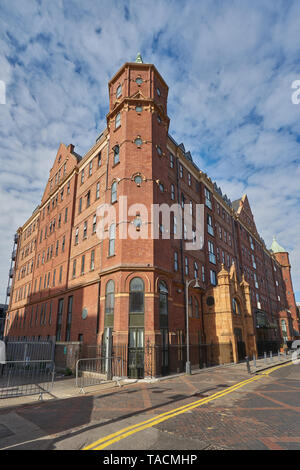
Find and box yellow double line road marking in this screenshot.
[83,361,292,451]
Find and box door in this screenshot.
[234,328,246,362]
[128,328,144,379]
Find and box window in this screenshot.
[252,254,256,269]
[81,169,84,184]
[232,298,241,315]
[204,187,212,209]
[78,197,82,213]
[83,221,87,238]
[208,241,216,264]
[97,151,102,167]
[174,252,178,271]
[136,77,143,85]
[202,265,205,282]
[116,84,122,98]
[135,105,142,112]
[159,182,164,193]
[109,223,116,256]
[179,164,183,178]
[210,270,217,286]
[129,277,144,313]
[59,266,63,283]
[81,255,85,274]
[86,190,90,207]
[188,296,193,317]
[75,227,79,245]
[249,235,254,250]
[194,262,199,279]
[171,184,175,200]
[93,214,97,233]
[156,87,161,96]
[65,207,68,222]
[185,257,189,275]
[62,235,65,252]
[65,296,73,341]
[157,146,162,156]
[72,259,76,278]
[159,282,168,316]
[188,173,192,186]
[115,112,121,128]
[170,153,174,168]
[135,137,142,146]
[113,145,119,165]
[90,250,95,270]
[67,182,70,194]
[134,175,142,186]
[189,201,193,216]
[254,273,259,289]
[56,299,64,341]
[111,181,117,203]
[105,280,115,315]
[207,214,214,236]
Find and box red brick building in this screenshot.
[5,56,299,377]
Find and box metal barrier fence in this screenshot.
[0,360,55,399]
[4,337,55,362]
[75,356,126,393]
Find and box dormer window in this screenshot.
[116,84,122,98]
[136,77,143,85]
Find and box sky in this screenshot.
[0,0,300,303]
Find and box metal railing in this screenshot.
[75,356,126,393]
[0,360,55,399]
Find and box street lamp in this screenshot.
[185,278,201,375]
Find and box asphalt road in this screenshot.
[0,362,299,450]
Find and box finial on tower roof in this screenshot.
[135,52,143,63]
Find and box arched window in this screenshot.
[111,181,117,203]
[105,280,115,315]
[232,298,241,315]
[113,145,119,165]
[129,277,144,314]
[159,281,168,316]
[109,223,115,256]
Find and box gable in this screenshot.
[234,195,258,235]
[41,143,80,205]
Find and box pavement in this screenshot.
[0,354,297,450]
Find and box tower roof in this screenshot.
[135,52,143,63]
[270,237,286,253]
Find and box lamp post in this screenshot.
[185,277,201,375]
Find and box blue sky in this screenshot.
[0,0,300,303]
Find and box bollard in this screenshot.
[253,354,257,371]
[245,356,251,374]
[270,351,273,362]
[264,352,267,364]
